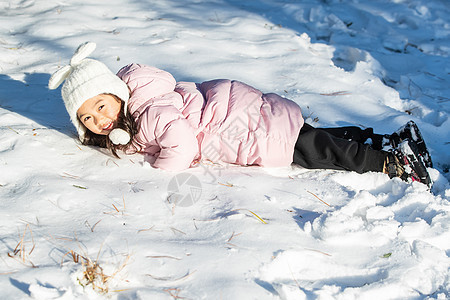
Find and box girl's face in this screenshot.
[77,94,121,135]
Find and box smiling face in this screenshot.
[77,94,122,135]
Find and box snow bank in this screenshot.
[0,0,448,299]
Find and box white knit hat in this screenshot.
[48,42,130,144]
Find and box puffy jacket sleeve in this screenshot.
[117,63,177,114]
[140,104,199,171]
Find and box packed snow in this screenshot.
[0,0,449,299]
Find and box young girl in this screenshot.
[49,42,432,186]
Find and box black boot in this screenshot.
[383,121,432,168]
[385,138,432,188]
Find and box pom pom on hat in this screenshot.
[109,128,131,145]
[48,42,130,142]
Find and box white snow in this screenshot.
[0,0,449,299]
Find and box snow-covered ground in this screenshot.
[0,0,449,299]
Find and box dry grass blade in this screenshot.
[106,159,119,167]
[7,224,36,267]
[227,231,243,242]
[111,288,131,292]
[307,191,330,207]
[108,254,131,280]
[247,210,267,224]
[232,209,267,224]
[287,263,302,291]
[104,198,127,216]
[304,248,332,256]
[61,172,80,179]
[320,91,351,96]
[7,126,19,134]
[47,233,74,242]
[0,271,18,275]
[91,220,102,232]
[62,248,131,294]
[95,242,105,265]
[137,225,156,233]
[61,250,83,265]
[81,258,110,293]
[84,220,102,232]
[226,242,238,248]
[112,204,120,212]
[163,288,186,299]
[170,227,186,235]
[73,184,87,189]
[147,255,181,260]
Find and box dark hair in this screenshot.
[80,96,139,158]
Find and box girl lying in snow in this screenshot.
[49,42,432,186]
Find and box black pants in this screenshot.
[293,123,388,174]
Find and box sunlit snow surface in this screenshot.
[0,0,449,299]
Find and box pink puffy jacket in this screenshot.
[117,64,304,171]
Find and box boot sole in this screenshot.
[398,121,433,168]
[397,139,432,187]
